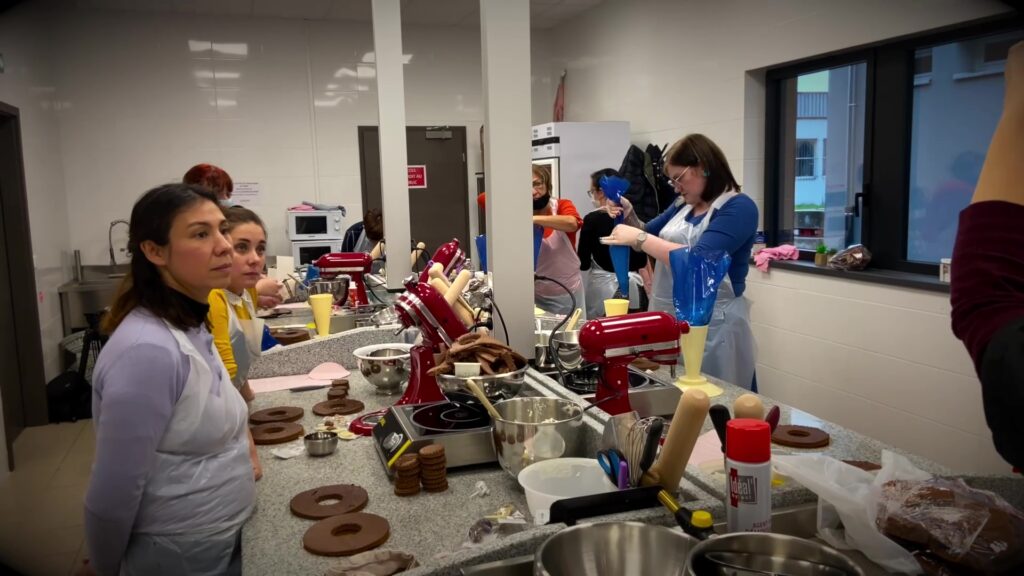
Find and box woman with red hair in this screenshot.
[184,163,234,204]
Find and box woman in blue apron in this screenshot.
[601,134,759,389]
[85,184,254,576]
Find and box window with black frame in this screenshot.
[765,16,1023,277]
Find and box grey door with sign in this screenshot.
[358,126,470,261]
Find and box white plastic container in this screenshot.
[517,458,616,525]
[725,419,772,533]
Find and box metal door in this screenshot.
[358,126,470,260]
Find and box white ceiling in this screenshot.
[68,0,604,29]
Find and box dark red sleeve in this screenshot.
[951,201,1024,372]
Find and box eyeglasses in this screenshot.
[665,166,692,186]
[532,179,544,189]
[586,188,597,197]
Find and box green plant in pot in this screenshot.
[814,243,829,266]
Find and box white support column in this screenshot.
[372,0,412,288]
[481,0,533,355]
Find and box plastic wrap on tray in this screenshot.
[876,477,1024,574]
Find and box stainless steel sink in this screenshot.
[461,504,890,575]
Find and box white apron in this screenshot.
[225,289,263,390]
[534,199,586,317]
[651,192,757,389]
[583,264,643,318]
[120,321,255,576]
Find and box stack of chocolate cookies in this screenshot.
[393,454,421,497]
[418,444,448,493]
[328,378,350,400]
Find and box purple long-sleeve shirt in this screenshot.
[84,307,227,576]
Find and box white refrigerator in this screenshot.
[531,121,631,213]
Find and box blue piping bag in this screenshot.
[475,234,487,272]
[599,175,632,297]
[670,247,731,325]
[533,224,544,271]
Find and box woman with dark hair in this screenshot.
[601,134,759,389]
[341,208,384,253]
[578,168,649,318]
[85,184,254,575]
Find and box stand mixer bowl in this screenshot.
[310,277,350,306]
[353,343,413,394]
[436,365,528,401]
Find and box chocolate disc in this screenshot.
[290,483,369,519]
[313,398,365,416]
[843,459,881,471]
[270,328,311,345]
[250,422,304,445]
[302,512,390,557]
[771,425,830,448]
[327,387,349,400]
[249,406,304,425]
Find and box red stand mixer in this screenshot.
[418,238,466,283]
[349,275,469,435]
[577,311,689,415]
[313,252,373,307]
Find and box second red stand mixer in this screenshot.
[577,311,689,415]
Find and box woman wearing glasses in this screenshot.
[531,164,585,316]
[600,134,759,390]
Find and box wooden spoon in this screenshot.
[465,379,501,421]
[565,308,583,332]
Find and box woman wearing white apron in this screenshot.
[531,164,587,317]
[209,206,271,481]
[601,134,759,390]
[578,168,649,319]
[84,184,254,576]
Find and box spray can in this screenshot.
[726,418,771,532]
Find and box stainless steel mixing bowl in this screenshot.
[353,343,413,394]
[491,397,584,478]
[535,521,698,576]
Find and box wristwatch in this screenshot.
[634,231,648,251]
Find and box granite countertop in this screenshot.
[243,328,1022,575]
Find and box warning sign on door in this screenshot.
[408,165,427,189]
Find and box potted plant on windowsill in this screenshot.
[815,243,829,266]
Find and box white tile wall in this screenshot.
[535,0,1013,473]
[44,8,507,261]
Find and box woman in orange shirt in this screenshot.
[531,164,585,316]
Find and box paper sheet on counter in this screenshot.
[249,375,332,394]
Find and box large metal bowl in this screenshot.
[491,397,584,478]
[310,277,350,306]
[353,343,413,394]
[535,521,698,576]
[686,533,865,576]
[436,365,528,400]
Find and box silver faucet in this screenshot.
[108,220,129,265]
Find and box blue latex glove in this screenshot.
[533,224,544,271]
[670,248,731,325]
[475,234,488,272]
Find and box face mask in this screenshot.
[591,196,604,209]
[532,193,551,210]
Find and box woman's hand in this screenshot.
[255,277,284,309]
[603,196,633,220]
[253,455,263,481]
[599,224,643,248]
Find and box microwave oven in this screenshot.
[292,239,342,266]
[287,210,345,241]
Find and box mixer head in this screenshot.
[313,252,373,277]
[394,276,468,348]
[418,238,466,283]
[578,311,688,364]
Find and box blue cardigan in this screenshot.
[646,194,759,296]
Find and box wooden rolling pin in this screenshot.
[428,264,475,319]
[641,389,710,493]
[428,278,475,328]
[733,393,764,420]
[410,241,426,267]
